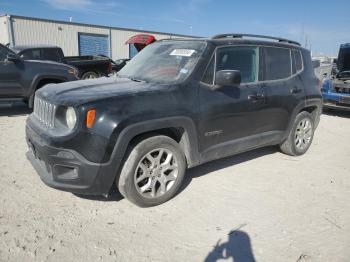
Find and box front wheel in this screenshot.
[118,136,186,207]
[280,111,315,156]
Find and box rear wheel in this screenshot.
[81,71,99,79]
[118,136,186,207]
[280,111,315,156]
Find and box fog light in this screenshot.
[57,151,74,159]
[54,165,78,180]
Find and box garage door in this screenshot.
[78,33,109,56]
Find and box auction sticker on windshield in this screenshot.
[170,49,196,57]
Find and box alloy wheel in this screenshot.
[134,148,179,198]
[294,118,313,150]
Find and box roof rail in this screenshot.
[212,33,301,46]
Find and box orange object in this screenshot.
[86,109,96,128]
[125,34,157,52]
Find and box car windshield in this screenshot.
[118,40,206,84]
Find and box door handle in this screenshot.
[248,93,265,101]
[291,87,302,94]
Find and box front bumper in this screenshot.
[25,122,122,195]
[322,91,350,111]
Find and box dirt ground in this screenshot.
[0,103,349,262]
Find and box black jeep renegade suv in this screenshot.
[26,34,322,207]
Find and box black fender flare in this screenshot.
[305,98,323,127]
[283,98,322,141]
[107,116,200,168]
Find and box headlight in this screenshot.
[65,107,77,130]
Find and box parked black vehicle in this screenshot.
[26,34,322,207]
[0,43,78,108]
[111,59,130,74]
[98,55,130,74]
[12,45,112,79]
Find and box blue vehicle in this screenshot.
[322,43,350,111]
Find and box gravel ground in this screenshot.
[0,103,349,262]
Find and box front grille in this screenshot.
[334,86,350,94]
[33,96,56,128]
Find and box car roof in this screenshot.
[11,44,60,52]
[209,38,305,50]
[163,34,306,51]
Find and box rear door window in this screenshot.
[292,49,303,73]
[42,48,61,62]
[263,47,291,80]
[216,46,259,83]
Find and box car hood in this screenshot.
[37,77,167,106]
[28,59,76,70]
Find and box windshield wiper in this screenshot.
[116,75,148,83]
[130,78,148,83]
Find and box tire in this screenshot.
[118,135,186,207]
[81,71,99,80]
[280,111,315,156]
[27,93,35,109]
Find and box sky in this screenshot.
[0,0,349,56]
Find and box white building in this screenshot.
[0,14,193,60]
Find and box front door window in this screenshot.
[216,46,259,83]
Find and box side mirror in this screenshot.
[215,70,241,87]
[6,53,20,63]
[312,60,321,69]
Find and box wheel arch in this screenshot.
[30,75,67,95]
[108,117,200,168]
[300,98,323,128]
[283,99,322,142]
